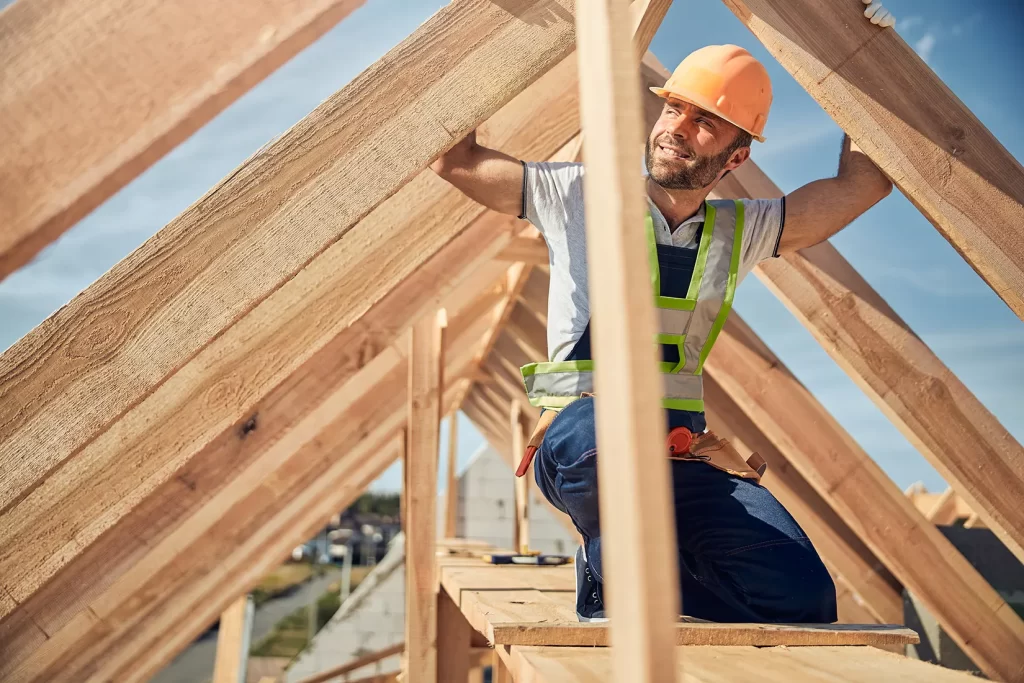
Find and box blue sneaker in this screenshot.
[574,545,608,622]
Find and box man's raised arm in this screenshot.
[776,135,893,254]
[430,130,526,217]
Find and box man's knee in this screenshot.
[534,398,602,535]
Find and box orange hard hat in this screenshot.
[650,45,772,142]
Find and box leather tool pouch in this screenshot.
[672,430,766,483]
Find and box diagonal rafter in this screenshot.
[718,0,1024,319]
[0,0,365,280]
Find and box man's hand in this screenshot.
[429,130,526,217]
[862,0,896,28]
[777,135,893,254]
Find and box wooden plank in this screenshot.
[212,596,251,683]
[293,643,404,683]
[459,589,915,648]
[510,402,530,553]
[575,0,677,681]
[705,316,1024,682]
[492,621,919,648]
[437,588,472,683]
[0,0,579,531]
[719,0,1024,319]
[710,159,1024,567]
[405,310,446,683]
[510,645,980,683]
[440,565,574,607]
[445,412,460,539]
[0,0,365,280]
[702,376,903,625]
[0,276,493,682]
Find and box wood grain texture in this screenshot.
[0,0,365,279]
[702,375,903,626]
[495,237,550,265]
[0,0,579,520]
[0,43,584,646]
[711,160,1024,567]
[576,0,678,681]
[293,643,405,683]
[212,596,250,683]
[0,261,499,681]
[510,401,530,553]
[718,0,1024,319]
[0,202,508,622]
[705,317,1024,682]
[445,412,460,539]
[437,588,472,683]
[509,644,980,683]
[405,311,445,683]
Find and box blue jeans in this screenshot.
[535,397,837,623]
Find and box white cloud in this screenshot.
[915,33,937,63]
[899,15,924,31]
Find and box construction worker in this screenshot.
[431,37,893,623]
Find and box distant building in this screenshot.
[285,445,579,681]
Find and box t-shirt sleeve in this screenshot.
[522,161,586,239]
[738,197,785,277]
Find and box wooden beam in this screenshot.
[495,237,550,265]
[0,0,364,280]
[212,595,254,683]
[511,401,530,554]
[710,160,1024,566]
[705,315,1024,682]
[437,588,471,683]
[405,309,446,683]
[444,412,460,539]
[294,643,405,683]
[0,0,579,541]
[702,377,903,625]
[576,0,678,681]
[719,0,1024,319]
[504,301,548,362]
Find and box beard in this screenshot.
[645,134,733,190]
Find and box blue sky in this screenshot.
[1,0,1021,496]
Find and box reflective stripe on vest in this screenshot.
[521,199,745,412]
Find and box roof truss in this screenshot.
[1,0,1023,680]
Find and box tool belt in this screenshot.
[515,405,766,484]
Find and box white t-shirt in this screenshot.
[521,161,785,362]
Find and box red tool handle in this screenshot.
[515,445,538,477]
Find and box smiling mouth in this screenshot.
[657,143,691,161]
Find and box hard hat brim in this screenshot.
[650,87,767,143]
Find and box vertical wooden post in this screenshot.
[436,588,471,683]
[510,401,530,554]
[212,595,254,683]
[404,309,446,683]
[492,650,512,683]
[576,0,680,681]
[444,411,460,539]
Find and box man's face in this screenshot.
[645,98,750,190]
